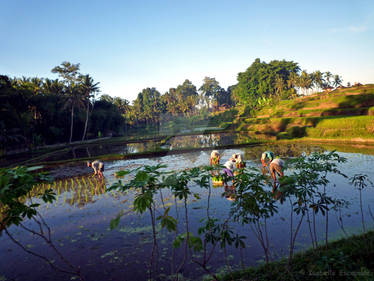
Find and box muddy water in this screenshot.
[1,143,374,281]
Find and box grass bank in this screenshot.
[219,231,374,281]
[235,85,374,144]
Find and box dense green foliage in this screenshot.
[105,151,373,280]
[0,166,54,228]
[1,65,235,152]
[1,58,346,153]
[220,231,374,281]
[233,58,300,108]
[233,58,343,111]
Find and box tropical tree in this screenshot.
[175,80,198,116]
[274,75,285,97]
[51,61,80,83]
[51,62,82,143]
[298,70,313,95]
[199,77,222,109]
[313,70,325,92]
[113,97,130,115]
[333,74,343,88]
[215,88,232,107]
[79,74,100,141]
[43,78,64,96]
[64,83,85,143]
[324,71,332,88]
[162,88,179,116]
[133,87,163,127]
[233,58,300,108]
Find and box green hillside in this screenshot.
[235,84,374,142]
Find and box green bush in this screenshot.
[276,132,292,140]
[368,106,374,116]
[286,126,306,138]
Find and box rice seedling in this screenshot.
[85,186,88,203]
[55,181,60,206]
[82,177,87,188]
[87,177,94,195]
[63,189,67,205]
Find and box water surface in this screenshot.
[1,143,374,280]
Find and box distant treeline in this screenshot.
[1,59,342,151]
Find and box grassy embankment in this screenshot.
[219,231,374,281]
[234,84,374,144]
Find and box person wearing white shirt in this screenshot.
[269,157,284,190]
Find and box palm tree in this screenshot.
[43,78,64,95]
[298,70,313,95]
[333,75,343,88]
[113,97,130,133]
[113,97,130,115]
[64,83,85,143]
[79,75,100,141]
[313,71,325,92]
[324,71,332,88]
[51,62,82,143]
[275,75,284,98]
[287,72,299,93]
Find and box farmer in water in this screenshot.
[233,153,246,169]
[261,151,274,167]
[87,160,105,179]
[222,156,236,185]
[222,156,237,199]
[210,150,220,166]
[210,150,221,176]
[269,157,284,191]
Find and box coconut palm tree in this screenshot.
[64,83,85,143]
[313,70,325,92]
[324,71,332,88]
[298,70,313,95]
[51,62,83,143]
[287,72,299,93]
[43,78,64,95]
[275,75,285,98]
[333,75,343,88]
[79,75,100,141]
[113,97,130,115]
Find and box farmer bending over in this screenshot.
[233,153,246,169]
[210,150,220,166]
[222,157,236,185]
[210,150,221,176]
[261,151,274,167]
[269,157,284,191]
[87,160,105,179]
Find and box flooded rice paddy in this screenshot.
[1,143,374,280]
[0,132,256,167]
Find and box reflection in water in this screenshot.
[1,143,374,280]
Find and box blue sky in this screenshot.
[1,0,373,101]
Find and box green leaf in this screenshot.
[115,170,130,178]
[26,166,44,172]
[110,210,124,230]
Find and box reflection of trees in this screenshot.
[242,143,325,161]
[127,142,160,154]
[170,134,223,149]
